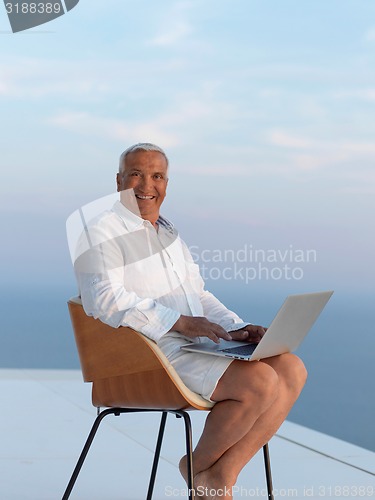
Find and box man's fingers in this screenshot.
[206,331,220,344]
[208,322,232,341]
[215,329,232,341]
[239,330,250,337]
[245,325,266,335]
[206,327,232,343]
[175,316,233,343]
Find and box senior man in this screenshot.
[76,143,307,499]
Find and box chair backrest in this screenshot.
[68,298,214,411]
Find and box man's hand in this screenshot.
[229,325,267,344]
[172,315,233,344]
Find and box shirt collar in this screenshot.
[157,214,175,234]
[112,200,174,234]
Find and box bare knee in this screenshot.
[264,353,307,395]
[225,361,279,410]
[248,362,279,407]
[285,353,307,390]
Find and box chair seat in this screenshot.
[68,298,214,411]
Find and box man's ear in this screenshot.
[116,173,121,192]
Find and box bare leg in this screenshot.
[208,354,307,483]
[180,353,307,498]
[181,359,279,499]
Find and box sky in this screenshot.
[0,0,374,297]
[1,1,374,451]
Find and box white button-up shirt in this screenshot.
[74,200,249,349]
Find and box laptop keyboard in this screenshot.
[220,344,257,356]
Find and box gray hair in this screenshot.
[118,143,169,173]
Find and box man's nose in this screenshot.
[139,175,153,192]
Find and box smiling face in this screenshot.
[116,150,169,226]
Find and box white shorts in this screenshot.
[158,332,233,402]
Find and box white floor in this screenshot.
[1,369,374,500]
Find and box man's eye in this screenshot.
[131,172,140,176]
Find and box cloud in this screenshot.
[148,1,194,47]
[0,57,188,100]
[262,127,375,195]
[47,110,373,187]
[150,21,192,47]
[266,130,350,171]
[0,58,110,99]
[268,128,375,157]
[268,130,314,149]
[333,88,375,102]
[0,81,10,96]
[48,112,180,148]
[290,151,349,171]
[339,185,375,195]
[47,85,238,152]
[364,26,375,42]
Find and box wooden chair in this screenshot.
[62,298,274,499]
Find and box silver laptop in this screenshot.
[180,291,333,361]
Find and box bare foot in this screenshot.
[179,455,189,484]
[179,455,232,499]
[194,469,232,499]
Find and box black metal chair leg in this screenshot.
[263,443,274,500]
[63,408,273,500]
[146,411,168,500]
[175,411,194,500]
[62,408,120,500]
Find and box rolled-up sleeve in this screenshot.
[200,289,250,332]
[78,273,181,342]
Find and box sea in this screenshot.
[1,283,374,452]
